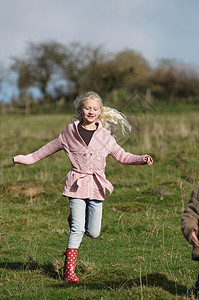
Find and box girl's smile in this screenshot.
[78,99,102,129]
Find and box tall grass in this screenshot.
[0,110,199,299]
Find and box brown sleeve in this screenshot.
[181,186,199,244]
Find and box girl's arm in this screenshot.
[13,137,63,165]
[109,137,153,165]
[181,186,199,245]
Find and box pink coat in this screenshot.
[13,120,149,200]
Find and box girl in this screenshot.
[13,91,153,283]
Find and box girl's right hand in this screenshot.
[191,228,199,247]
[143,155,153,165]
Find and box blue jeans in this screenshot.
[67,198,103,249]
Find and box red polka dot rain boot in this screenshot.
[63,248,79,283]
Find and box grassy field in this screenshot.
[1,108,199,299]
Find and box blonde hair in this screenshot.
[73,91,131,137]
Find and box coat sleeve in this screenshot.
[181,186,199,244]
[109,135,148,165]
[13,136,63,165]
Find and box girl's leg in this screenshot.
[67,214,72,229]
[85,200,103,239]
[67,198,86,248]
[63,198,86,282]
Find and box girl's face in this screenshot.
[78,99,102,125]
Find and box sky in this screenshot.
[0,0,199,101]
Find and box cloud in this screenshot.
[0,0,198,67]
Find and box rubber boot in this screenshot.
[63,248,79,283]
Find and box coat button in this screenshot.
[83,153,87,156]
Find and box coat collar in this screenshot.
[73,119,103,131]
[73,120,103,149]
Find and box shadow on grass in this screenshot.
[0,262,195,297]
[52,273,193,297]
[0,259,60,279]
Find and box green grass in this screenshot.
[1,111,199,299]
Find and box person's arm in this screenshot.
[181,186,199,245]
[13,137,63,165]
[109,136,153,165]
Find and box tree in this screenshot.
[85,49,151,94]
[11,41,67,101]
[112,49,151,91]
[0,62,9,101]
[61,46,152,97]
[151,59,199,100]
[61,42,108,97]
[11,58,34,100]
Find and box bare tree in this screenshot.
[11,41,67,101]
[11,58,34,101]
[0,62,9,101]
[61,42,108,97]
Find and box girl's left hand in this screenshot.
[144,155,153,165]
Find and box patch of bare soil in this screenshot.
[2,183,45,202]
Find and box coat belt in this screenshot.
[71,168,114,196]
